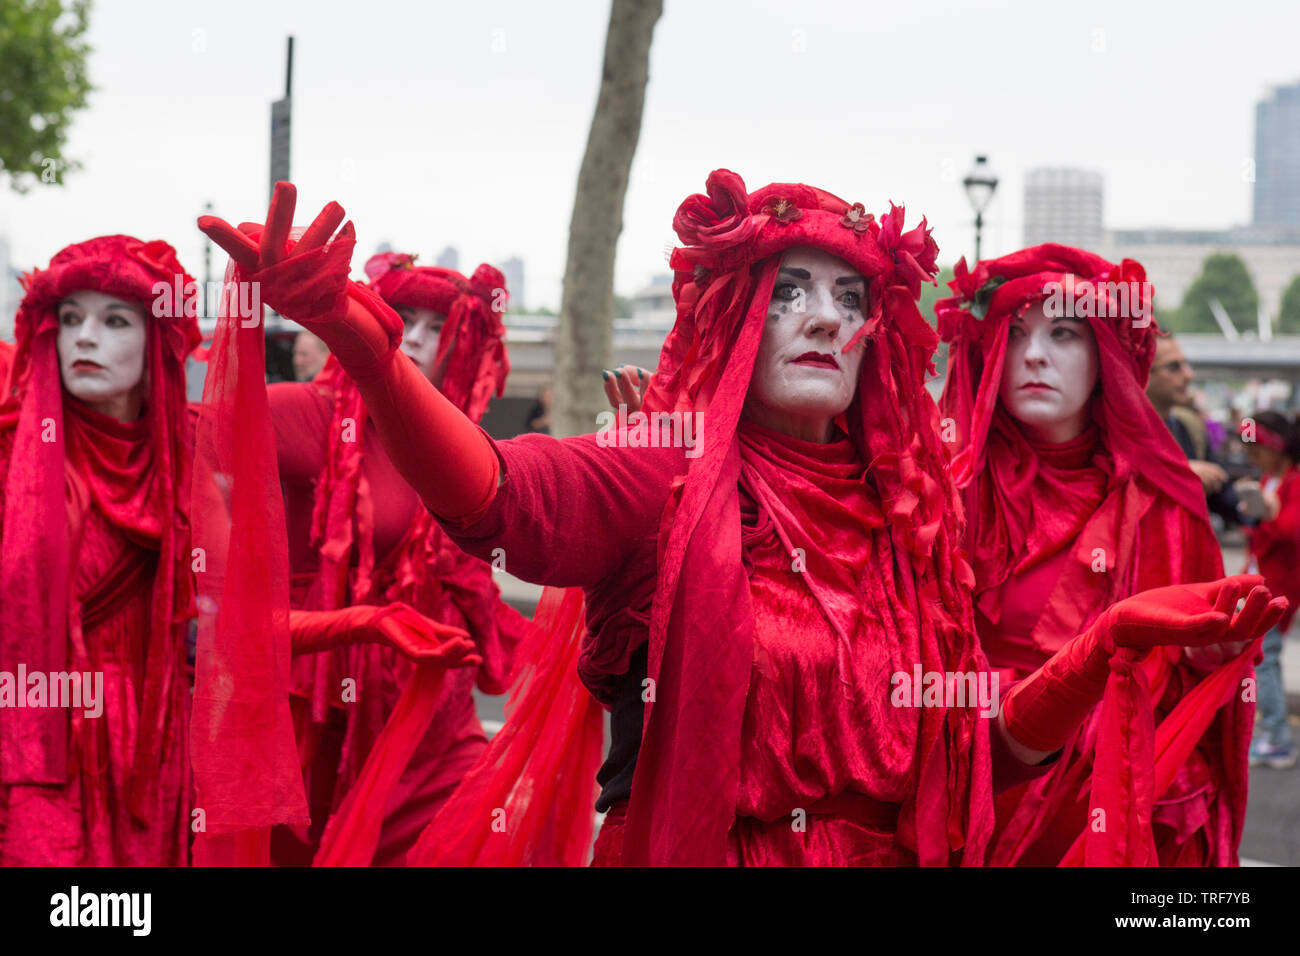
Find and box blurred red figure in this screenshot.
[0,237,200,865]
[266,251,529,865]
[939,245,1266,865]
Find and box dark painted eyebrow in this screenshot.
[835,276,866,286]
[1052,315,1084,324]
[778,267,810,279]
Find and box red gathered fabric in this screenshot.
[1247,466,1300,631]
[191,258,310,865]
[0,235,199,861]
[0,339,14,393]
[937,243,1249,866]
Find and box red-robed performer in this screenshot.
[0,236,199,865]
[269,252,530,866]
[198,177,1279,866]
[937,245,1272,865]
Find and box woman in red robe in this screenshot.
[0,236,199,865]
[268,252,530,865]
[197,178,1277,866]
[938,244,1268,865]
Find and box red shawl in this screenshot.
[0,235,199,820]
[937,244,1251,865]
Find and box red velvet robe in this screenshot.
[0,403,191,865]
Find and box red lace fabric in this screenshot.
[0,236,198,864]
[939,244,1254,866]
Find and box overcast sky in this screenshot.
[2,0,1297,309]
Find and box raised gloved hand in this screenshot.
[198,181,401,378]
[289,602,481,667]
[1001,575,1286,756]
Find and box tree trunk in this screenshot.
[552,0,662,438]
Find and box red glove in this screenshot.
[1002,575,1285,754]
[198,181,400,376]
[289,603,481,667]
[198,182,498,522]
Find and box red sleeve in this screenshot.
[439,431,687,591]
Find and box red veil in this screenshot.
[414,171,994,865]
[937,245,1256,865]
[0,236,199,835]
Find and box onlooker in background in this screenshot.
[1239,409,1299,769]
[526,384,552,433]
[292,328,330,381]
[1147,334,1242,526]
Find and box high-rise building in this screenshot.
[501,257,525,312]
[436,246,460,270]
[1253,81,1300,231]
[1023,168,1105,249]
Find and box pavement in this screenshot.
[479,544,1300,864]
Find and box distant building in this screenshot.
[1253,81,1300,232]
[632,273,674,325]
[1023,168,1105,249]
[1101,227,1300,329]
[502,256,525,311]
[436,246,459,270]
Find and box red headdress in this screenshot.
[0,236,199,820]
[937,245,1243,866]
[622,170,991,864]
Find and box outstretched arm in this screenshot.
[997,575,1286,764]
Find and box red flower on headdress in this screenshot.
[673,169,756,249]
[840,202,875,234]
[125,239,186,282]
[762,197,804,224]
[878,203,939,298]
[363,251,417,282]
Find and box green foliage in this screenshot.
[1171,253,1259,334]
[917,265,956,329]
[0,0,92,192]
[1277,273,1300,335]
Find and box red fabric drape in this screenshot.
[191,260,309,863]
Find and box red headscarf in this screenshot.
[937,245,1246,866]
[0,236,199,820]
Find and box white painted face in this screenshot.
[742,246,869,442]
[998,301,1099,443]
[396,305,449,385]
[56,289,148,422]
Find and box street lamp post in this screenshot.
[962,154,999,264]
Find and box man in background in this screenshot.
[1147,333,1242,525]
